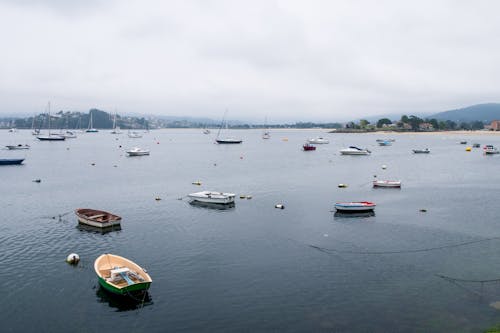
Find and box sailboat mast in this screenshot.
[216,110,228,140]
[48,102,51,135]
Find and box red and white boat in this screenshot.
[373,180,401,188]
[334,201,376,212]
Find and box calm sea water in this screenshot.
[1,129,500,332]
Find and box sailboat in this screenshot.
[37,102,66,141]
[215,111,242,144]
[86,111,98,133]
[262,117,270,139]
[110,112,122,134]
[31,114,40,135]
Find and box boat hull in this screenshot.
[127,151,150,156]
[216,139,242,144]
[37,135,65,141]
[340,151,370,155]
[98,276,151,296]
[334,202,376,212]
[373,181,401,188]
[0,158,24,165]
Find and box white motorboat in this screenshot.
[308,137,329,144]
[126,147,150,156]
[340,146,371,155]
[373,180,401,188]
[483,145,499,154]
[188,191,236,204]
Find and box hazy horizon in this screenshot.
[1,1,500,122]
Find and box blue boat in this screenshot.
[0,158,24,165]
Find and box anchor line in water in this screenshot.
[308,236,500,255]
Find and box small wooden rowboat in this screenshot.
[75,208,122,228]
[94,254,152,296]
[334,201,376,212]
[373,180,401,188]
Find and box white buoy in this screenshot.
[382,165,387,169]
[275,204,285,209]
[66,253,80,265]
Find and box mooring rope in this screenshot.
[308,235,500,255]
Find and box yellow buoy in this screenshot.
[465,147,471,152]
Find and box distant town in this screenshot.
[1,107,499,132]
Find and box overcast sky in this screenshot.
[1,0,499,122]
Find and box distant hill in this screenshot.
[431,103,500,122]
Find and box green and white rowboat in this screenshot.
[94,254,152,296]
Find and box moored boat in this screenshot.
[128,131,142,138]
[340,146,371,155]
[373,180,401,188]
[334,201,376,212]
[412,148,430,154]
[75,208,122,228]
[215,138,243,144]
[308,137,329,144]
[303,143,316,151]
[126,147,150,156]
[0,158,24,165]
[5,144,30,150]
[377,141,392,146]
[188,191,235,204]
[94,254,152,297]
[483,145,499,154]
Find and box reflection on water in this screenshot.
[77,224,122,234]
[189,201,236,210]
[96,286,153,312]
[334,211,375,219]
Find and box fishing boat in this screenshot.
[37,102,66,141]
[303,143,316,151]
[373,180,401,188]
[5,144,30,150]
[188,191,236,204]
[340,146,371,155]
[94,254,152,297]
[412,148,430,154]
[483,145,499,154]
[0,158,25,165]
[308,137,329,144]
[75,208,122,228]
[86,112,98,133]
[215,111,242,144]
[334,201,376,212]
[126,147,150,156]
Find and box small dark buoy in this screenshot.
[275,204,285,209]
[91,163,95,166]
[119,145,122,148]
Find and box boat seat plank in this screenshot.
[119,272,135,285]
[88,214,106,219]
